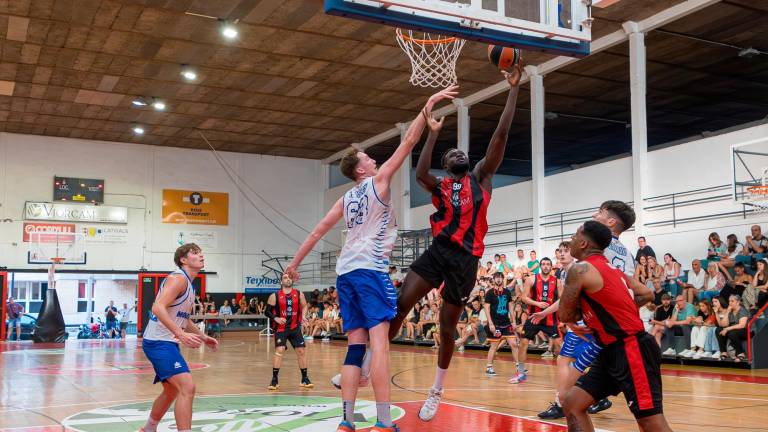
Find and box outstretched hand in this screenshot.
[284,265,300,283]
[426,85,459,109]
[501,60,524,87]
[423,105,445,133]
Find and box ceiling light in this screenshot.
[152,99,166,111]
[220,20,238,39]
[132,125,145,135]
[131,97,148,106]
[181,64,197,81]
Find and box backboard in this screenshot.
[28,231,87,265]
[731,136,768,206]
[324,0,592,57]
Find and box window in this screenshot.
[77,280,93,313]
[11,281,44,317]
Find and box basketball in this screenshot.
[488,45,521,71]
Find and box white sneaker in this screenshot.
[419,387,443,421]
[711,351,721,359]
[681,350,694,358]
[662,348,677,356]
[321,331,327,337]
[692,351,705,359]
[457,345,464,352]
[541,351,554,358]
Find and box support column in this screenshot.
[624,21,647,235]
[396,123,411,231]
[454,98,470,154]
[526,66,545,253]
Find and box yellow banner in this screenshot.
[162,189,229,226]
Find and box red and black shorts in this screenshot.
[274,328,305,349]
[575,332,663,419]
[485,324,515,341]
[409,239,479,307]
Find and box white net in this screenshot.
[396,29,466,88]
[746,167,768,213]
[28,231,86,264]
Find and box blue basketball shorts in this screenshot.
[142,339,190,384]
[335,269,397,332]
[561,332,603,374]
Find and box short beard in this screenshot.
[449,161,470,176]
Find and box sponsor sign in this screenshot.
[22,222,76,242]
[244,275,280,294]
[162,189,228,225]
[24,201,128,224]
[174,230,218,249]
[80,225,129,244]
[62,395,405,432]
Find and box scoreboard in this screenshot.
[53,177,104,203]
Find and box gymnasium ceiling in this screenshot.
[0,1,766,174]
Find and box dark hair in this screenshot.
[582,221,613,250]
[661,293,672,300]
[494,254,500,258]
[441,148,459,168]
[726,234,739,253]
[558,241,571,249]
[492,272,504,279]
[540,257,552,265]
[600,200,636,232]
[339,147,361,180]
[638,236,646,241]
[734,262,746,270]
[174,243,201,267]
[664,253,677,263]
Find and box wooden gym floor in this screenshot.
[0,334,766,431]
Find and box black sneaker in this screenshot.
[300,376,314,389]
[587,398,612,414]
[538,402,564,419]
[267,377,279,391]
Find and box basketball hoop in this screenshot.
[747,185,768,213]
[50,257,66,265]
[396,28,465,88]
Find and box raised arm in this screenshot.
[415,113,444,192]
[376,86,458,191]
[628,277,653,307]
[473,64,523,185]
[285,198,344,280]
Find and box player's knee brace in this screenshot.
[344,344,366,367]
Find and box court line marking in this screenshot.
[439,401,614,432]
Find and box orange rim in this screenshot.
[747,185,768,195]
[397,30,457,45]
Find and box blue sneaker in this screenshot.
[336,420,355,432]
[371,422,399,432]
[508,373,527,384]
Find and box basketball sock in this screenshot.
[376,402,392,427]
[432,366,448,390]
[516,362,525,375]
[300,368,308,379]
[143,417,160,432]
[343,400,355,424]
[272,368,280,380]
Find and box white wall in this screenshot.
[403,123,768,270]
[0,132,322,292]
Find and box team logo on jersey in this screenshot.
[345,195,369,228]
[62,395,405,431]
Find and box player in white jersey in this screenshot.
[534,200,637,418]
[140,243,218,432]
[285,87,458,432]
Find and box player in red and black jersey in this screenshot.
[560,221,671,432]
[385,62,524,422]
[265,273,311,391]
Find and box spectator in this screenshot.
[499,254,514,276]
[404,302,423,340]
[527,250,540,275]
[104,300,119,338]
[513,249,528,272]
[204,294,214,311]
[651,277,669,306]
[119,302,135,339]
[639,301,655,333]
[647,256,663,292]
[513,302,527,339]
[230,297,240,314]
[329,303,342,334]
[552,247,563,273]
[219,300,233,327]
[723,262,752,301]
[478,261,494,279]
[718,234,742,273]
[493,254,502,272]
[455,298,483,351]
[688,299,718,359]
[193,295,203,315]
[257,300,267,315]
[238,297,248,316]
[707,232,727,261]
[650,293,674,346]
[328,287,338,304]
[5,297,24,341]
[715,295,749,362]
[309,289,320,305]
[679,259,705,304]
[205,304,220,338]
[635,236,656,261]
[701,261,728,302]
[744,259,768,314]
[662,295,696,356]
[635,255,650,287]
[389,266,402,288]
[662,253,682,297]
[742,225,768,256]
[419,302,437,339]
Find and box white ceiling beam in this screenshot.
[322,0,721,163]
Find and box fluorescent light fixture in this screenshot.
[152,99,166,111]
[181,64,197,81]
[132,125,145,135]
[221,21,238,39]
[131,97,148,106]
